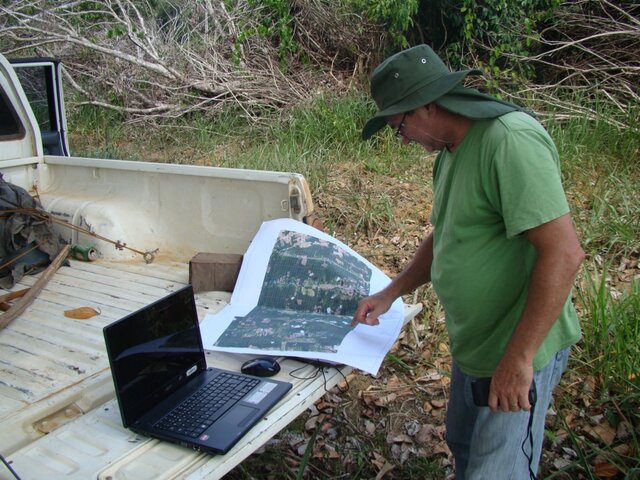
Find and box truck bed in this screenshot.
[0,257,422,479]
[0,258,206,453]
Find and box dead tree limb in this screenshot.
[0,0,375,123]
[0,245,70,331]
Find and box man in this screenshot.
[352,44,584,479]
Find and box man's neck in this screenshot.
[446,115,474,153]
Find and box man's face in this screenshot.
[387,106,451,152]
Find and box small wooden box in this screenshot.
[189,253,243,293]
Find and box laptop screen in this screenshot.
[104,286,206,427]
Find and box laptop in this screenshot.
[103,285,292,454]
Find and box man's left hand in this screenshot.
[488,356,534,412]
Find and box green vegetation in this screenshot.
[580,270,639,398]
[346,0,419,49]
[541,103,639,479]
[239,0,301,65]
[68,92,426,190]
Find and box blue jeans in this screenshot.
[445,348,570,479]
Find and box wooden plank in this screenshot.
[0,328,103,380]
[0,288,30,303]
[0,245,70,331]
[52,271,180,300]
[15,277,173,313]
[27,295,130,322]
[8,308,108,350]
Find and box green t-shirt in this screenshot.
[430,111,581,377]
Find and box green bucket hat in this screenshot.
[362,44,482,140]
[361,44,530,140]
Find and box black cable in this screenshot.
[521,380,537,480]
[0,452,21,480]
[521,406,536,479]
[333,367,349,393]
[287,359,349,394]
[289,362,324,380]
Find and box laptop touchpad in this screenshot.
[224,405,260,427]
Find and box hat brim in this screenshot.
[361,68,482,140]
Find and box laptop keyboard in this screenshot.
[155,372,260,438]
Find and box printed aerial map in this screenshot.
[213,229,372,352]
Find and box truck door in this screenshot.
[9,58,69,156]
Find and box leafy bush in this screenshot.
[408,0,560,80]
[345,0,419,49]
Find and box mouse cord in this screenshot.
[289,363,323,380]
[288,362,349,394]
[331,367,349,394]
[521,393,537,479]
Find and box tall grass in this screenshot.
[561,268,640,478]
[579,269,639,397]
[68,92,425,189]
[545,100,640,478]
[546,103,640,260]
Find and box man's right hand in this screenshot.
[351,291,395,326]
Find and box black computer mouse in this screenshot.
[240,357,281,377]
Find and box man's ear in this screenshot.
[414,103,434,119]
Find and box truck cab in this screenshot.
[9,57,69,156]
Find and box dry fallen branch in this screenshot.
[0,245,70,331]
[468,0,639,131]
[0,0,373,123]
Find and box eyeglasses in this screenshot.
[394,112,408,138]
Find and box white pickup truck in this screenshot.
[0,53,421,479]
